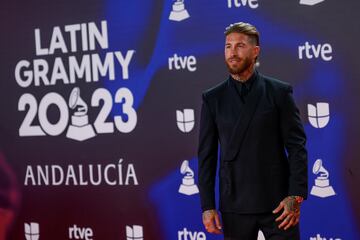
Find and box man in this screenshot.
[198,22,308,239]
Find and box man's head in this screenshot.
[224,22,260,76]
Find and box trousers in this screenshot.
[221,211,300,240]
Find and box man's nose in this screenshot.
[231,51,239,58]
[229,47,238,56]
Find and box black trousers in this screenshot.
[221,212,300,240]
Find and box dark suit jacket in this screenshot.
[198,71,308,214]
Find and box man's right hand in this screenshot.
[202,209,222,234]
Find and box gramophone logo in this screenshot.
[310,159,336,198]
[66,87,96,141]
[257,230,265,240]
[169,0,190,22]
[24,222,40,240]
[307,102,330,128]
[178,160,199,195]
[299,0,325,5]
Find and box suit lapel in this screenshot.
[224,73,264,162]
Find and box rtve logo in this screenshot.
[300,0,325,6]
[307,103,330,128]
[25,222,40,240]
[227,0,259,9]
[68,225,94,240]
[178,228,206,240]
[168,54,197,72]
[298,42,333,61]
[126,225,143,240]
[310,233,342,240]
[176,109,195,133]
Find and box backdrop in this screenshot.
[1,0,359,239]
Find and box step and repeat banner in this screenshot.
[0,0,359,239]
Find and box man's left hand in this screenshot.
[272,196,303,230]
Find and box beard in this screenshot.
[225,56,253,75]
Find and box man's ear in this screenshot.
[253,46,260,59]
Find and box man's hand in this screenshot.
[273,196,303,230]
[202,209,222,234]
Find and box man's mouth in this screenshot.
[228,58,241,62]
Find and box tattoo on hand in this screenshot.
[284,196,300,213]
[202,210,216,220]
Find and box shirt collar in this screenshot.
[229,69,258,90]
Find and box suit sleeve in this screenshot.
[279,86,308,199]
[198,93,219,211]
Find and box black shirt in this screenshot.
[230,70,257,103]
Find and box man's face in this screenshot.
[225,32,259,75]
